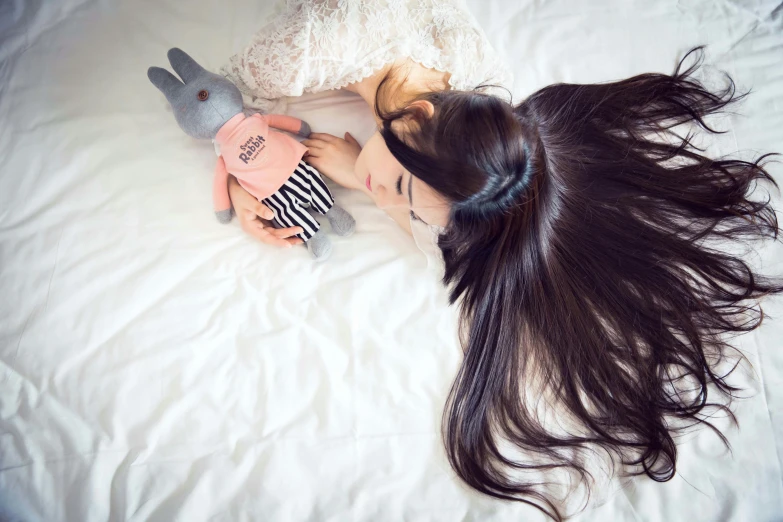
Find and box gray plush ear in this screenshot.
[167,48,207,83]
[147,48,244,140]
[147,66,183,102]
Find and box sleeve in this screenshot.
[220,0,514,116]
[263,113,306,135]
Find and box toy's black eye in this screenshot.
[197,90,209,101]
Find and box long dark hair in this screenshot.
[375,48,782,520]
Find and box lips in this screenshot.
[365,174,372,192]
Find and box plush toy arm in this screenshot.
[213,156,233,224]
[262,113,311,137]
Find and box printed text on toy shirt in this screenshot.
[239,135,266,164]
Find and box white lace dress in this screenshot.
[220,0,515,271]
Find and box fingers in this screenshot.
[254,202,275,220]
[239,219,276,244]
[228,181,304,249]
[241,219,301,248]
[251,205,304,239]
[303,154,321,170]
[238,201,272,221]
[301,138,327,150]
[256,224,305,248]
[243,209,261,222]
[308,132,339,143]
[269,226,304,239]
[303,132,354,159]
[301,139,323,159]
[239,206,304,248]
[254,227,294,248]
[303,132,353,147]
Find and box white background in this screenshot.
[1,0,782,520]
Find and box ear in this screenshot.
[167,47,207,83]
[147,66,183,102]
[407,99,435,119]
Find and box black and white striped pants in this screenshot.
[263,160,334,242]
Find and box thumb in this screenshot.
[256,203,274,220]
[345,132,358,144]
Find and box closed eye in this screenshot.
[401,172,427,224]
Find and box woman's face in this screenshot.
[353,122,450,228]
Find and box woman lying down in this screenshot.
[217,0,782,519]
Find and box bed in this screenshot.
[1,0,782,520]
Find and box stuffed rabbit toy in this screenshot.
[147,48,355,261]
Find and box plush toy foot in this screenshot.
[215,209,233,224]
[306,229,332,261]
[326,205,356,237]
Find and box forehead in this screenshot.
[384,117,450,226]
[407,170,450,227]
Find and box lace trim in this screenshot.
[219,0,514,112]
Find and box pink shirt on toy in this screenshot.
[212,113,309,213]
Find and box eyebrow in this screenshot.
[407,172,413,206]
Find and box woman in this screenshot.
[221,1,783,520]
[221,0,512,248]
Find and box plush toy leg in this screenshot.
[267,213,329,261]
[306,228,332,261]
[215,208,233,224]
[325,205,356,237]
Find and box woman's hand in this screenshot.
[227,175,304,247]
[301,132,362,190]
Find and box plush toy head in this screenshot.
[147,48,243,140]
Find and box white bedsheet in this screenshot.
[1,0,782,520]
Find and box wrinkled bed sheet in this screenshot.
[1,0,782,520]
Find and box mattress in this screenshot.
[1,0,782,520]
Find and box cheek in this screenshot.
[354,146,372,178]
[354,151,367,178]
[363,134,394,173]
[375,191,400,210]
[356,141,382,180]
[416,207,451,228]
